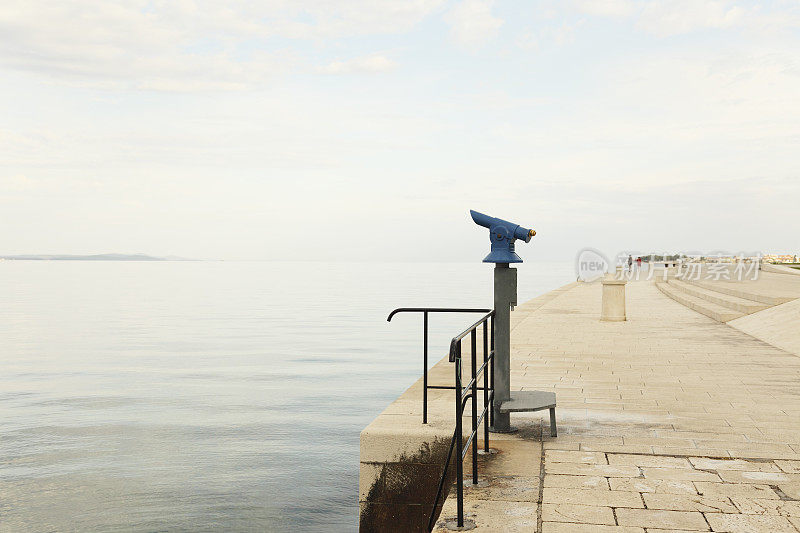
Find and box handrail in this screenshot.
[447,313,495,360]
[462,358,491,390]
[427,312,495,531]
[386,307,491,322]
[386,307,491,424]
[386,306,495,531]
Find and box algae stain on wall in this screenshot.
[359,437,456,533]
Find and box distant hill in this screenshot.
[0,254,188,261]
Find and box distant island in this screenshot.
[0,254,188,261]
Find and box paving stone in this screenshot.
[544,474,609,490]
[582,444,656,455]
[775,460,800,474]
[543,441,580,451]
[541,523,645,533]
[716,470,794,484]
[731,498,800,516]
[645,530,713,533]
[777,481,800,500]
[688,457,780,472]
[609,478,697,495]
[607,454,692,468]
[695,481,780,500]
[704,513,798,532]
[724,446,800,461]
[614,508,708,530]
[643,492,737,513]
[542,488,644,508]
[651,446,732,457]
[486,440,543,476]
[641,467,721,482]
[462,475,540,502]
[545,450,607,464]
[545,462,641,477]
[542,503,615,525]
[435,499,537,533]
[558,435,624,446]
[623,437,696,448]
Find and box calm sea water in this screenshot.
[0,261,572,532]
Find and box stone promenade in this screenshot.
[435,279,800,533]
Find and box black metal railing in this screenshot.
[428,311,494,530]
[387,308,491,424]
[386,306,495,531]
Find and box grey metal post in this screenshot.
[490,263,517,432]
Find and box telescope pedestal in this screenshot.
[490,263,516,433]
[489,263,559,436]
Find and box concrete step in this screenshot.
[761,263,800,276]
[656,282,744,322]
[685,279,792,306]
[667,279,769,315]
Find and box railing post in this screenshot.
[489,315,495,427]
[483,320,489,453]
[423,311,428,424]
[470,330,478,485]
[455,347,464,528]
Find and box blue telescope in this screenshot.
[470,210,536,263]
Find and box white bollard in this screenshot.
[601,278,627,322]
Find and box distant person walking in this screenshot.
[636,257,642,270]
[627,255,633,272]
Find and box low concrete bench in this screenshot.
[499,390,557,436]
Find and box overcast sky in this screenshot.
[1,1,798,262]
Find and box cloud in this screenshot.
[636,0,748,36]
[445,0,504,48]
[319,54,397,75]
[0,1,444,90]
[517,19,585,50]
[567,0,800,37]
[570,0,636,18]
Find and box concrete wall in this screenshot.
[358,355,466,532]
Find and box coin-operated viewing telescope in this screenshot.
[468,209,554,436]
[470,210,536,263]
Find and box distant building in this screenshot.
[763,254,799,264]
